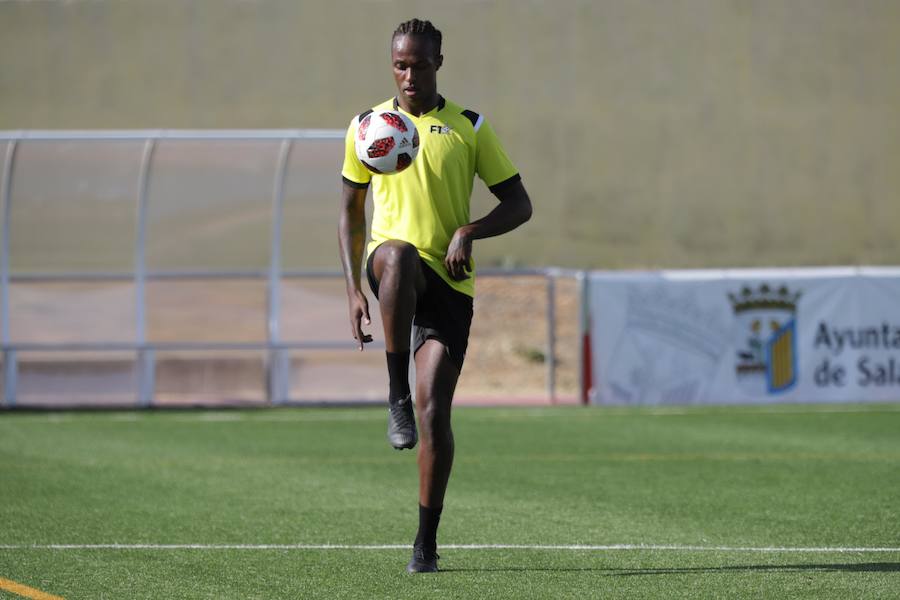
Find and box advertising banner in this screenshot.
[587,267,900,405]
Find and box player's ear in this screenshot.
[436,54,443,70]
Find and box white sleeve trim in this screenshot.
[473,114,484,132]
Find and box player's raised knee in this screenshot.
[379,240,420,271]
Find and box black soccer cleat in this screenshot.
[406,545,439,573]
[387,394,418,450]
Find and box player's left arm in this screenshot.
[444,178,532,281]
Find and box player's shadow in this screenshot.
[608,562,900,576]
[441,562,900,574]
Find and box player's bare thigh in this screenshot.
[370,240,427,293]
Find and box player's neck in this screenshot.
[397,92,441,117]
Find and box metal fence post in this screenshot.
[267,139,292,404]
[545,270,557,403]
[135,138,156,407]
[3,349,16,407]
[268,348,290,405]
[138,348,155,407]
[1,140,19,407]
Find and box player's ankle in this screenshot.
[386,350,411,400]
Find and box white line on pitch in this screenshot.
[1,544,898,553]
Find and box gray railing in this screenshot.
[0,130,586,407]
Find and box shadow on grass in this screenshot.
[441,563,900,574]
[609,563,900,576]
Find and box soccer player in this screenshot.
[338,18,532,573]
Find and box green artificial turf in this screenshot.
[1,405,898,599]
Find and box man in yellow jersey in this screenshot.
[338,18,532,573]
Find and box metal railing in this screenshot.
[0,130,586,407]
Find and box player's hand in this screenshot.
[445,228,473,281]
[347,289,373,351]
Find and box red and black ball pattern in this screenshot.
[396,153,412,171]
[357,114,371,141]
[367,137,395,158]
[380,112,408,132]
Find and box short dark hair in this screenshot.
[392,18,442,56]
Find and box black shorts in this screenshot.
[366,247,474,371]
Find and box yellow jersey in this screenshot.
[341,96,520,297]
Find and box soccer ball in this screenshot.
[355,110,420,174]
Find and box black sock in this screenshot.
[386,351,411,400]
[414,504,442,550]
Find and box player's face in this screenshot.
[391,34,442,114]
